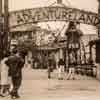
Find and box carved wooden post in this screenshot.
[3,0,9,53]
[96,0,100,80]
[0,0,2,15]
[0,0,3,60]
[0,0,2,84]
[97,0,100,37]
[96,41,100,80]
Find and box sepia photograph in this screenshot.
[0,0,100,100]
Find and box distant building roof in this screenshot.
[36,34,98,50]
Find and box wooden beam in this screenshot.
[0,0,2,15]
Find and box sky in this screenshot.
[9,0,98,12]
[8,0,99,35]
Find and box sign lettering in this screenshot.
[9,6,100,28]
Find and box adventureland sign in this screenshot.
[9,6,100,28]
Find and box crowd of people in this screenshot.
[0,49,27,99]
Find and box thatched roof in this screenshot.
[66,29,83,37]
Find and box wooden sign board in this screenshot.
[9,6,100,29]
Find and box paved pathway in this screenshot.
[1,67,100,100]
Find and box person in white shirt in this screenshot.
[58,59,65,80]
[67,53,76,80]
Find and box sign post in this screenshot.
[95,40,100,80]
[3,0,9,54]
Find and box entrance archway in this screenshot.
[8,2,100,78]
[9,6,100,31]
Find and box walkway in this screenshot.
[1,67,100,100]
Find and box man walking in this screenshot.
[5,49,25,99]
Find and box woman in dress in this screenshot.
[0,52,10,97]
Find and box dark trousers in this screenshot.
[11,76,22,96]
